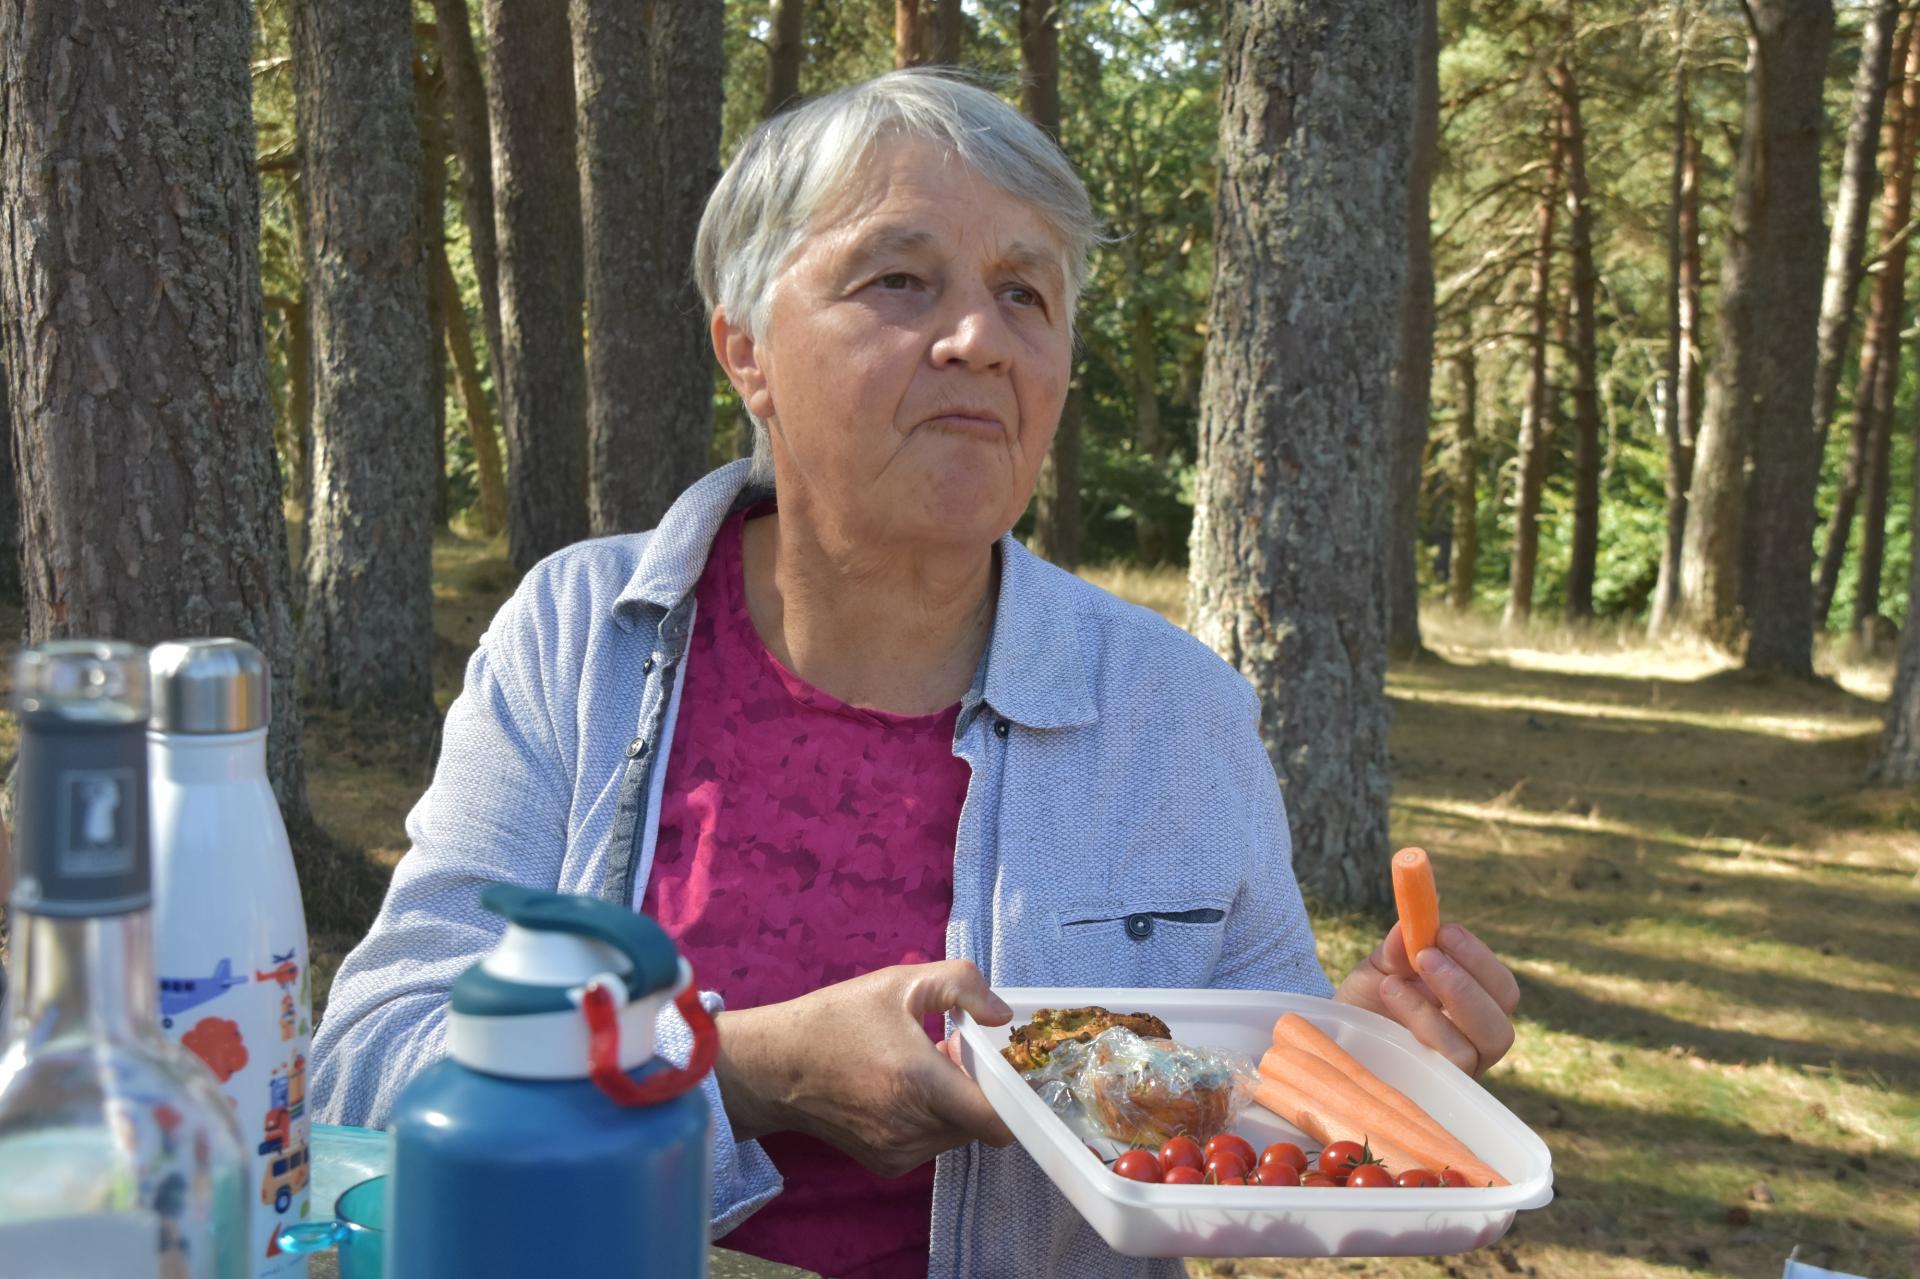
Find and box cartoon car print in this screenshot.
[261,1144,309,1214]
[158,959,249,1029]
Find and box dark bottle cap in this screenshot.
[10,641,152,917]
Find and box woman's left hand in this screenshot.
[1333,921,1520,1077]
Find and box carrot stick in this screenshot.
[1392,846,1441,962]
[1274,1012,1472,1150]
[1249,1068,1430,1177]
[1262,1042,1507,1186]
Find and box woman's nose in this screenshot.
[929,289,1012,371]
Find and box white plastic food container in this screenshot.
[955,987,1553,1259]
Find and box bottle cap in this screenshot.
[149,638,270,734]
[11,641,152,916]
[445,886,687,1080]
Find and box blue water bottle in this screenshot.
[387,886,716,1277]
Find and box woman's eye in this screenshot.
[1005,285,1047,312]
[876,272,918,290]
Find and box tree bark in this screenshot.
[1871,455,1920,782]
[1388,0,1439,659]
[1852,356,1897,629]
[896,0,928,67]
[485,0,588,572]
[428,0,506,409]
[1190,0,1412,907]
[1021,0,1079,568]
[764,0,806,118]
[1812,0,1902,450]
[291,0,438,715]
[1816,17,1916,629]
[418,48,451,532]
[1650,13,1701,639]
[933,0,963,65]
[1678,0,1833,671]
[1448,353,1480,612]
[0,0,312,822]
[575,0,723,536]
[1504,117,1561,629]
[434,247,508,536]
[1555,49,1602,622]
[0,343,17,604]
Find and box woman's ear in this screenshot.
[711,307,776,420]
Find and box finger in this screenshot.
[936,1036,964,1069]
[919,1059,1015,1148]
[1436,923,1521,1015]
[906,960,1013,1027]
[1414,947,1515,1073]
[1379,975,1479,1075]
[1376,922,1420,979]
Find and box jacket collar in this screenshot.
[612,462,1096,731]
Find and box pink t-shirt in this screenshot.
[640,507,967,1279]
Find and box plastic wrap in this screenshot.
[1022,1026,1258,1147]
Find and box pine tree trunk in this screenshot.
[485,0,588,572]
[1190,0,1412,908]
[1853,362,1897,629]
[1556,50,1602,622]
[575,0,723,536]
[434,247,508,536]
[896,0,928,67]
[0,344,18,603]
[429,0,506,405]
[1388,0,1439,660]
[1817,18,1916,628]
[1504,121,1561,629]
[418,48,451,532]
[764,0,806,118]
[1448,352,1480,612]
[1813,0,1902,449]
[933,0,963,65]
[1650,28,1700,638]
[291,0,438,715]
[1871,464,1920,782]
[1679,0,1833,670]
[0,0,312,823]
[1021,0,1079,568]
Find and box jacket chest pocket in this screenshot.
[1048,903,1230,989]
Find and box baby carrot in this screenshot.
[1392,846,1441,963]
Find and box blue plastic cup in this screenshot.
[278,1174,388,1278]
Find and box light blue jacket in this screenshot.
[311,461,1333,1278]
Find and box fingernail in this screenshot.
[1380,976,1404,999]
[1418,949,1455,977]
[989,995,1013,1020]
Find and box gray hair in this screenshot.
[694,68,1102,485]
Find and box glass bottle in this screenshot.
[0,641,248,1279]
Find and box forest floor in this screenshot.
[2,530,1914,1279]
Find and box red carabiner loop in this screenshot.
[581,970,719,1107]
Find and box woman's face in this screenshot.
[721,138,1074,553]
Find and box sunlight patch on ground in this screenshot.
[1389,684,1882,742]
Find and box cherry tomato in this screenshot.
[1205,1134,1257,1168]
[1113,1150,1162,1183]
[1318,1140,1366,1180]
[1253,1160,1301,1187]
[1396,1169,1441,1188]
[1437,1168,1474,1188]
[1204,1153,1250,1184]
[1258,1141,1308,1173]
[1347,1164,1394,1188]
[1162,1165,1205,1185]
[1299,1172,1339,1187]
[1159,1135,1206,1174]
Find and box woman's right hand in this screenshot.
[712,960,1017,1177]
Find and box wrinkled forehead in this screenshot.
[799,136,1071,273]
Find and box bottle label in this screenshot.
[13,716,150,915]
[0,1212,165,1278]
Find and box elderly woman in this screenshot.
[312,71,1519,1279]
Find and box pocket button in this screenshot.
[1124,913,1155,941]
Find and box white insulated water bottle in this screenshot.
[148,640,312,1279]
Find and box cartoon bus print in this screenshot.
[158,958,249,1029]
